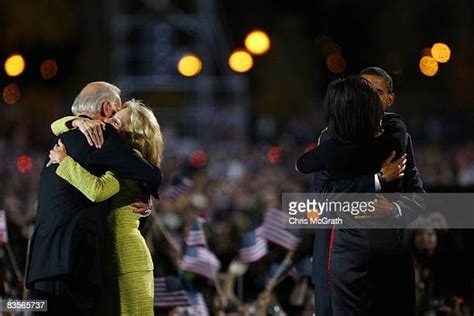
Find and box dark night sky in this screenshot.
[221,0,474,139]
[1,0,473,142]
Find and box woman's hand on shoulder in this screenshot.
[47,139,68,167]
[73,118,106,148]
[379,151,407,182]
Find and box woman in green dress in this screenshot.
[48,100,164,315]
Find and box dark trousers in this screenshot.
[313,228,415,316]
[29,279,97,316]
[313,229,333,316]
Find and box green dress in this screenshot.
[52,117,154,315]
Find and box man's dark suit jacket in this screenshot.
[25,125,162,290]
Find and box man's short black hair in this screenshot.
[360,67,394,93]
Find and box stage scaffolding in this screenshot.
[107,0,250,140]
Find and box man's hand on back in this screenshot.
[131,195,153,217]
[355,194,399,219]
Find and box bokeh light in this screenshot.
[189,150,208,168]
[431,43,451,63]
[228,50,254,73]
[177,54,202,77]
[307,209,320,221]
[40,59,58,79]
[4,54,26,77]
[17,154,33,173]
[419,56,439,77]
[244,30,271,56]
[326,53,346,74]
[267,146,283,165]
[2,84,21,104]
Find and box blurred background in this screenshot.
[0,0,473,315]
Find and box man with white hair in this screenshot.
[25,82,162,315]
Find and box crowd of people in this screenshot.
[0,116,473,314]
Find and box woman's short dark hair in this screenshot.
[324,76,383,143]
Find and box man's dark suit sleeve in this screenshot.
[86,126,162,198]
[393,133,426,223]
[403,134,424,193]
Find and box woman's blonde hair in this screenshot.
[122,99,164,167]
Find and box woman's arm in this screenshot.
[51,116,105,148]
[48,138,120,203]
[56,155,120,202]
[296,140,336,174]
[49,140,152,214]
[51,116,78,136]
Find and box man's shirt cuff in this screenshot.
[374,174,382,192]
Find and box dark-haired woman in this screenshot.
[297,76,413,316]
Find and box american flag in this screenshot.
[262,208,302,251]
[154,276,191,308]
[164,175,193,201]
[181,247,221,279]
[239,226,268,263]
[188,291,209,316]
[0,210,8,246]
[185,217,206,247]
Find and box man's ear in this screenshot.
[387,93,396,108]
[101,101,113,118]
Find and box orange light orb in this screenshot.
[3,84,21,104]
[326,53,346,74]
[431,43,451,63]
[40,59,58,79]
[419,56,439,77]
[228,50,254,73]
[177,54,202,77]
[307,209,321,222]
[244,30,271,56]
[4,54,26,77]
